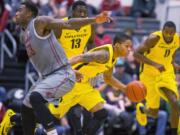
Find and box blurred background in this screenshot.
[0,0,180,135]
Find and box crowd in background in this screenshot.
[1,0,180,135]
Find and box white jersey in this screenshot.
[24,18,71,76]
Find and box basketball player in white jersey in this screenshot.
[12,1,110,135]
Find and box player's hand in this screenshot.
[123,85,127,93]
[95,11,112,24]
[117,85,127,93]
[154,63,165,72]
[74,70,83,82]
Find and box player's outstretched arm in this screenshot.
[34,11,111,32]
[103,68,126,93]
[69,50,109,65]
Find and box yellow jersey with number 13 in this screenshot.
[58,17,92,58]
[141,31,179,76]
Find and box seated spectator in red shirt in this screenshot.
[100,0,120,12]
[0,0,11,34]
[94,24,112,46]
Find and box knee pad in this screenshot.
[94,108,108,121]
[29,92,46,106]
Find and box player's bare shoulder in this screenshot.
[145,34,160,48]
[34,16,50,28]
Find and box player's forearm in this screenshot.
[133,52,159,67]
[67,18,96,29]
[104,76,126,93]
[68,55,82,65]
[68,54,94,66]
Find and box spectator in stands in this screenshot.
[94,24,112,46]
[49,0,73,16]
[103,87,134,134]
[38,0,53,16]
[114,58,132,84]
[56,5,67,18]
[111,7,125,17]
[100,0,120,12]
[0,0,12,35]
[124,28,140,49]
[85,1,98,17]
[124,51,139,80]
[130,0,156,18]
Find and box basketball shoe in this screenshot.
[0,109,16,135]
[136,103,147,126]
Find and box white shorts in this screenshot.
[23,69,75,108]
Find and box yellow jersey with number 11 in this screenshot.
[141,31,179,76]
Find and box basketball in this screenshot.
[126,81,147,103]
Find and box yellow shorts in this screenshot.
[49,82,105,118]
[140,72,178,109]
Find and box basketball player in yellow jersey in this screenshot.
[134,21,180,135]
[54,1,95,58]
[49,34,132,135]
[53,1,95,135]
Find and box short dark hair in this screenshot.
[72,0,87,11]
[113,33,131,45]
[163,21,176,30]
[21,1,38,17]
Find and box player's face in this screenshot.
[117,39,132,57]
[13,5,29,25]
[73,5,88,18]
[162,27,176,43]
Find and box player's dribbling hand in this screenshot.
[73,70,83,82]
[154,63,166,72]
[95,11,112,24]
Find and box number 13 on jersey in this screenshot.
[71,38,81,49]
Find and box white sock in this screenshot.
[46,129,58,135]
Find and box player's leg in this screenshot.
[23,70,75,135]
[156,74,179,135]
[21,103,37,135]
[79,90,107,135]
[82,107,92,133]
[160,87,178,135]
[136,74,160,126]
[87,102,107,135]
[49,88,82,135]
[29,91,57,132]
[66,105,83,135]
